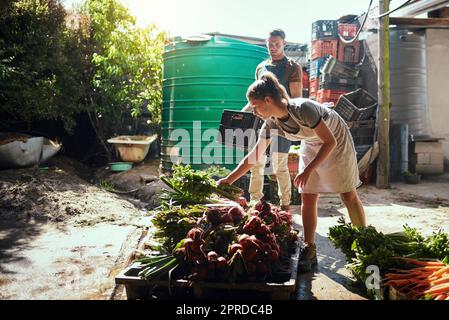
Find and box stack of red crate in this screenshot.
[309,78,319,98]
[337,23,361,64]
[338,42,360,64]
[338,23,358,39]
[310,20,361,104]
[316,89,348,105]
[311,40,338,61]
[309,20,339,100]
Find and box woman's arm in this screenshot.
[218,137,271,185]
[294,120,337,188]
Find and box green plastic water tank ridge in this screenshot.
[161,36,268,170]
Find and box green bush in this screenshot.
[0,0,87,132]
[1,0,166,161]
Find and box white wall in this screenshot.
[426,29,449,170]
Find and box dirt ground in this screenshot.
[1,155,449,300]
[0,156,162,300]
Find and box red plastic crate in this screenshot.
[317,89,349,105]
[309,78,319,98]
[302,71,310,90]
[338,23,359,39]
[337,40,361,64]
[311,40,338,60]
[288,153,299,176]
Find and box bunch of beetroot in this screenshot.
[227,232,280,281]
[176,227,230,282]
[245,199,299,257]
[175,200,299,283]
[246,200,297,240]
[206,206,245,226]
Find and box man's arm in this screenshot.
[288,61,303,98]
[289,81,302,98]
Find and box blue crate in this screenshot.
[309,57,327,80]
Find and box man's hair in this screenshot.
[269,29,286,39]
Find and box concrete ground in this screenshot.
[292,173,449,300]
[1,160,448,300]
[0,157,154,300]
[0,220,144,300]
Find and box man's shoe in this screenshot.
[298,243,318,273]
[280,205,290,212]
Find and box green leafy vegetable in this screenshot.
[160,165,243,206]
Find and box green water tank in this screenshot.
[161,35,268,171]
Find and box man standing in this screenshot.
[243,29,302,211]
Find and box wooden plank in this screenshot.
[389,286,410,300]
[390,17,449,27]
[414,141,443,153]
[358,142,379,174]
[392,0,449,18]
[376,0,391,189]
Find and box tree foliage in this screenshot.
[0,0,86,131]
[0,0,166,159]
[83,0,166,135]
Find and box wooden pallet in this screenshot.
[388,286,411,300]
[115,242,302,300]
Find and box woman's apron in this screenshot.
[275,102,361,194]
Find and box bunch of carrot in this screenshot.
[384,258,449,300]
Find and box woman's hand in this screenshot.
[217,177,232,186]
[294,167,313,189]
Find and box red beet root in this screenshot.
[228,206,244,223]
[207,251,218,261]
[229,243,243,256]
[238,197,248,208]
[217,257,227,268]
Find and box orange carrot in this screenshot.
[387,279,412,287]
[423,283,449,295]
[430,266,449,279]
[385,273,416,280]
[401,258,445,266]
[430,275,449,286]
[412,266,443,271]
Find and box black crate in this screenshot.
[312,20,338,41]
[346,119,376,129]
[319,74,357,91]
[334,88,377,121]
[217,110,263,150]
[320,73,360,87]
[321,56,359,79]
[352,135,375,145]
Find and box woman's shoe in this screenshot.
[298,243,317,273]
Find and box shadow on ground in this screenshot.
[0,219,46,275]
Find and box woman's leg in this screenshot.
[340,189,366,227]
[301,193,319,245]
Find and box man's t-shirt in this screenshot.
[255,56,302,96]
